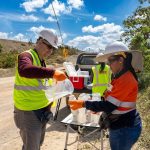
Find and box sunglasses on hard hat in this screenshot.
[42,39,54,50]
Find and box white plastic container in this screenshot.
[45,79,74,102]
[91,113,100,125]
[77,94,91,124]
[69,94,79,122]
[78,108,86,124]
[78,93,91,101]
[89,93,101,124]
[63,62,77,76]
[86,110,92,123]
[92,93,101,101]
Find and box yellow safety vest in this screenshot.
[92,64,111,96]
[13,49,50,111]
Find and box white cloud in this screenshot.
[67,0,84,9]
[67,23,124,51]
[58,33,68,44]
[0,12,40,22]
[29,26,57,35]
[67,35,105,51]
[43,0,71,16]
[12,33,28,42]
[62,33,67,39]
[94,15,107,21]
[47,16,56,22]
[0,32,28,42]
[0,32,8,39]
[82,23,122,34]
[20,14,39,22]
[21,0,48,12]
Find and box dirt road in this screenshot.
[0,77,77,150]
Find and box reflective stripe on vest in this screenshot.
[92,83,109,87]
[106,95,136,114]
[112,108,135,114]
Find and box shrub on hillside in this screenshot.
[0,51,18,68]
[138,73,150,90]
[21,43,26,46]
[144,54,150,72]
[0,44,3,53]
[138,54,150,90]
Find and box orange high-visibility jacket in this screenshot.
[105,71,138,114]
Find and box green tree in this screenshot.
[139,0,150,4]
[122,4,150,52]
[122,0,150,90]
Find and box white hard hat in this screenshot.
[105,41,129,54]
[96,52,105,62]
[96,41,143,72]
[39,29,58,49]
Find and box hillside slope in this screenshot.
[0,38,79,69]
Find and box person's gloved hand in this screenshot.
[53,70,67,81]
[68,100,85,110]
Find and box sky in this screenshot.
[0,0,143,51]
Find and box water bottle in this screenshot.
[86,110,91,123]
[77,94,86,124]
[69,94,78,122]
[92,93,101,101]
[90,93,101,125]
[45,79,74,102]
[91,113,100,125]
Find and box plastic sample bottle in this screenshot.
[69,94,78,122]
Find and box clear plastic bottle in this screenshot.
[45,79,74,102]
[69,94,78,122]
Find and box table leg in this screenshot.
[76,126,81,150]
[100,129,104,150]
[64,124,70,150]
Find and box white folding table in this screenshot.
[61,114,104,150]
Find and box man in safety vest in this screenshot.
[13,29,67,150]
[92,61,111,96]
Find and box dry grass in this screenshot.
[136,87,150,149]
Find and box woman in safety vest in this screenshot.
[92,61,111,96]
[69,41,142,150]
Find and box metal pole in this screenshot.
[100,129,104,150]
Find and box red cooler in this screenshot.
[69,76,84,90]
